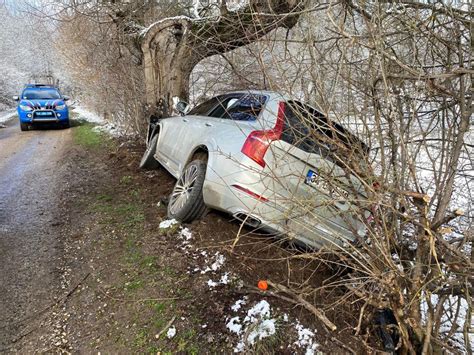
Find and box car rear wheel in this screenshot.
[20,123,29,131]
[139,134,160,169]
[167,159,208,223]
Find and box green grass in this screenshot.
[120,175,133,185]
[93,199,145,228]
[73,123,105,149]
[125,279,144,291]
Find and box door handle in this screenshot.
[205,122,212,127]
[182,118,188,122]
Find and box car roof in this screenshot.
[217,90,289,101]
[23,84,58,90]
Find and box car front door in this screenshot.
[166,97,221,175]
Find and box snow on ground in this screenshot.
[73,106,126,137]
[166,326,176,339]
[226,300,277,352]
[231,297,247,312]
[0,110,15,124]
[159,218,179,229]
[294,322,319,354]
[421,295,474,352]
[160,217,321,352]
[225,298,320,353]
[73,107,104,124]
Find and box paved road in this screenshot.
[0,117,71,351]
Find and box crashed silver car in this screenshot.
[140,91,371,248]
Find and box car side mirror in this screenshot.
[12,96,19,101]
[63,95,70,101]
[176,101,190,116]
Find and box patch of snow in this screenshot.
[73,106,104,124]
[179,227,192,241]
[227,300,277,352]
[226,317,242,334]
[247,319,276,345]
[159,219,179,229]
[231,298,247,312]
[219,272,230,285]
[207,272,232,289]
[234,341,245,352]
[211,253,225,271]
[200,252,225,274]
[140,16,193,37]
[192,0,200,18]
[0,110,15,124]
[244,300,271,323]
[74,106,127,137]
[294,322,319,354]
[166,326,176,339]
[421,294,474,351]
[207,279,218,288]
[91,123,125,137]
[226,0,249,12]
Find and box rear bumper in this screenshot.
[203,151,366,249]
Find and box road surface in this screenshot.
[0,117,72,351]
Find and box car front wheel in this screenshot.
[167,159,208,223]
[20,123,29,131]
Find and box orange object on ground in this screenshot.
[258,280,268,291]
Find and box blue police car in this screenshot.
[13,84,70,131]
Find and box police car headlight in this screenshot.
[19,104,33,111]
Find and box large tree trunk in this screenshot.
[140,1,305,118]
[142,18,195,117]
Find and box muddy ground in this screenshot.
[0,118,372,353]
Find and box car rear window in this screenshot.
[22,89,61,100]
[281,101,368,165]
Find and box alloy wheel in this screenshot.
[169,164,199,215]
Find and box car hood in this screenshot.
[20,99,65,109]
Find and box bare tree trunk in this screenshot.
[139,1,305,118]
[142,18,195,117]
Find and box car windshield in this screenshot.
[22,89,61,100]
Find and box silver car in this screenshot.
[140,91,371,249]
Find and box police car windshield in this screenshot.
[22,89,61,100]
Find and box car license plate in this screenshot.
[305,169,350,199]
[36,111,52,116]
[305,169,318,186]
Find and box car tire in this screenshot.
[139,134,160,170]
[167,159,208,223]
[62,121,70,129]
[20,123,29,131]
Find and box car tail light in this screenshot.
[241,101,285,167]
